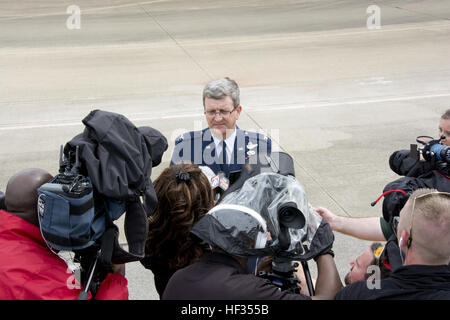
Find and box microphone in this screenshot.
[199,166,216,187]
[217,171,230,192]
[213,171,230,201]
[199,167,230,200]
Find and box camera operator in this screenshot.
[343,242,391,285]
[336,188,450,300]
[316,108,450,242]
[162,204,342,300]
[389,108,450,177]
[0,168,128,300]
[140,163,215,297]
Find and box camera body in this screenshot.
[411,135,450,163]
[219,152,321,294]
[409,135,450,176]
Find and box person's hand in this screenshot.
[112,263,126,276]
[314,207,340,231]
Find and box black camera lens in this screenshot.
[278,202,305,229]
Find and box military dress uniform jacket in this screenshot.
[170,127,272,178]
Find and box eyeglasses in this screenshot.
[204,107,236,118]
[372,244,392,270]
[373,245,385,262]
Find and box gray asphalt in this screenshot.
[1,0,449,299]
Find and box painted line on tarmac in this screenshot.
[0,0,168,21]
[246,92,450,113]
[1,92,450,132]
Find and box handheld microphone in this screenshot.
[199,167,230,200]
[210,174,220,189]
[217,171,230,192]
[212,172,230,201]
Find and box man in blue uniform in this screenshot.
[170,77,272,178]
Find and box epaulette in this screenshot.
[244,130,270,142]
[175,131,192,144]
[175,130,204,144]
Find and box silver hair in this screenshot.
[202,77,240,108]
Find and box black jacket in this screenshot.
[335,264,450,300]
[65,110,168,213]
[389,149,435,178]
[64,110,168,263]
[162,252,310,300]
[140,256,177,297]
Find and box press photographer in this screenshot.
[162,152,342,300]
[317,109,450,244]
[389,108,450,177]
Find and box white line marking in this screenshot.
[1,92,450,132]
[0,0,168,21]
[246,92,450,113]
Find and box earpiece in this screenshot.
[399,237,403,247]
[407,237,412,249]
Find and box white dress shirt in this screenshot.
[212,129,236,164]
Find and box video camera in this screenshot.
[410,135,450,174]
[217,152,332,295]
[37,145,120,299]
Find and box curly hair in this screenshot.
[145,163,214,270]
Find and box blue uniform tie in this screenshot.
[222,140,227,165]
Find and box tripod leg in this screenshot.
[77,251,99,300]
[301,261,315,296]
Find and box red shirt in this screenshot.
[0,210,128,300]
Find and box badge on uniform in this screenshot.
[176,133,184,144]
